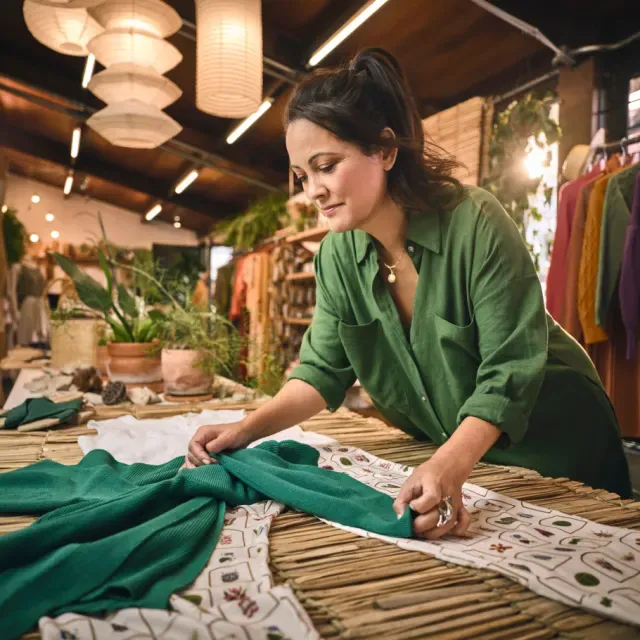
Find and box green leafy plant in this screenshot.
[482,92,561,272]
[53,251,158,343]
[2,208,27,265]
[217,193,289,250]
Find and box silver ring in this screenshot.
[436,496,454,528]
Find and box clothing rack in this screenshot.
[593,131,640,154]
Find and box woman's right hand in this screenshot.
[185,421,255,468]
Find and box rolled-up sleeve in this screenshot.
[288,245,356,411]
[456,197,548,446]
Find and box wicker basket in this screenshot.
[50,318,98,369]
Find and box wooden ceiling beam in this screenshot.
[0,124,236,221]
[0,49,285,194]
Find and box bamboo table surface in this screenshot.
[1,403,639,639]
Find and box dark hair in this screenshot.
[284,48,464,215]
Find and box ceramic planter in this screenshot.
[107,342,162,385]
[161,348,213,396]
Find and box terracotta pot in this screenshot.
[162,348,213,396]
[107,342,162,385]
[96,345,110,377]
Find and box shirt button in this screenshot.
[421,395,426,401]
[407,245,415,253]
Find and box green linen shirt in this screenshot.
[289,187,631,496]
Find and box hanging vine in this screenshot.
[482,92,561,272]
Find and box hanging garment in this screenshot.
[561,181,597,340]
[578,169,627,344]
[546,166,602,320]
[596,163,640,329]
[16,263,46,346]
[212,262,235,317]
[619,172,640,359]
[41,423,640,633]
[0,440,411,639]
[229,257,247,321]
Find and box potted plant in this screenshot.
[155,300,243,397]
[53,251,163,387]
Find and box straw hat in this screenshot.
[562,144,591,181]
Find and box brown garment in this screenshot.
[578,172,622,344]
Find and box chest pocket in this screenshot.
[423,313,480,419]
[338,318,410,414]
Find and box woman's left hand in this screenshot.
[392,454,472,539]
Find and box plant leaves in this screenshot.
[98,249,113,296]
[53,253,112,313]
[148,309,166,322]
[117,284,138,318]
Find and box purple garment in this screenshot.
[619,172,640,360]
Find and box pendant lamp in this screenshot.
[88,0,182,39]
[23,0,103,56]
[88,63,182,109]
[87,28,182,74]
[27,0,105,7]
[87,99,182,149]
[195,0,263,118]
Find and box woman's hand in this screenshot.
[185,421,255,468]
[392,454,472,539]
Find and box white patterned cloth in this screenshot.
[38,412,640,636]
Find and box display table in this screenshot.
[1,404,639,639]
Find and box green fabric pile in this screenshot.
[0,440,412,638]
[0,397,83,430]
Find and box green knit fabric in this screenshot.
[0,440,412,638]
[0,397,83,430]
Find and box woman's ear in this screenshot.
[380,127,398,171]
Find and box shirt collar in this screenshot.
[355,211,441,264]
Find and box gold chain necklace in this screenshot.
[383,249,405,283]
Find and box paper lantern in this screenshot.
[87,99,182,149]
[88,63,182,109]
[88,28,182,74]
[195,0,263,118]
[28,0,105,7]
[23,0,103,56]
[89,0,182,39]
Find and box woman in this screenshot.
[187,49,632,539]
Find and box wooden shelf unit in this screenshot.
[284,317,312,326]
[285,271,315,282]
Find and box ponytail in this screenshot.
[285,48,463,215]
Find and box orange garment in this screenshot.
[229,257,247,321]
[578,166,627,344]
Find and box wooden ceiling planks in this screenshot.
[1,0,639,231]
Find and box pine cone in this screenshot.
[102,381,127,406]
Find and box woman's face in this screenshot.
[286,119,389,233]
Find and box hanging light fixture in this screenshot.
[28,0,105,7]
[87,99,182,149]
[88,29,182,74]
[88,63,182,109]
[88,0,182,38]
[195,0,263,118]
[23,0,103,56]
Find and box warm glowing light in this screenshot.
[70,127,82,158]
[174,169,199,194]
[82,53,96,88]
[64,174,74,195]
[45,213,55,222]
[145,203,162,220]
[226,100,272,145]
[30,234,40,243]
[51,230,60,239]
[31,194,40,204]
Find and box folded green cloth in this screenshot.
[0,440,412,638]
[0,397,83,429]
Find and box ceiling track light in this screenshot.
[64,172,74,195]
[226,99,273,145]
[145,203,162,221]
[82,53,96,89]
[308,0,389,67]
[70,126,82,159]
[174,168,199,194]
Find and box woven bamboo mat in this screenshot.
[2,404,640,639]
